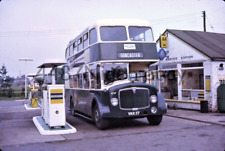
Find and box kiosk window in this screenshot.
[182,69,204,90]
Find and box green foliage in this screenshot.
[0,65,13,88]
[0,65,7,78]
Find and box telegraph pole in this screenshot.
[202,11,206,32]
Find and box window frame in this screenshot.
[89,28,98,45]
[69,44,73,56]
[73,41,77,54]
[77,37,83,52]
[100,26,127,41]
[83,33,89,49]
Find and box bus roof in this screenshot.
[67,19,152,47]
[91,19,152,28]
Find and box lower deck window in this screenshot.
[103,63,128,85]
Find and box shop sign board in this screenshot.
[160,34,209,63]
[160,35,167,48]
[158,48,167,60]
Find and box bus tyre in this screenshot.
[70,100,75,116]
[147,115,163,125]
[93,104,109,130]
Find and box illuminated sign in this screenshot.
[118,52,143,58]
[205,76,211,92]
[158,48,167,60]
[160,35,167,48]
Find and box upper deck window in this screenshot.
[83,33,88,49]
[66,48,69,58]
[69,44,73,56]
[73,42,77,54]
[89,28,97,45]
[78,38,83,51]
[128,27,153,42]
[100,26,127,41]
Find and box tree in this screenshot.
[0,65,7,78]
[0,65,8,87]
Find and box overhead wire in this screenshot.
[0,28,83,37]
[206,15,215,32]
[0,8,224,38]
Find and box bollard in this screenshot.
[200,100,208,113]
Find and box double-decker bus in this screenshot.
[65,19,166,129]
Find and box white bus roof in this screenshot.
[90,19,152,28]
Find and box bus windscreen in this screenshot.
[128,27,153,42]
[100,26,127,41]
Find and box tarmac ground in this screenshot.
[0,99,225,151]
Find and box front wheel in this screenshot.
[93,104,109,130]
[147,115,163,125]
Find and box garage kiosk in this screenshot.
[150,30,225,112]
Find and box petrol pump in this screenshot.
[37,61,66,128]
[27,73,39,108]
[32,60,76,135]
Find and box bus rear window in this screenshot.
[128,27,153,42]
[100,26,127,41]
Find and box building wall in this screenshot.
[209,62,225,112]
[157,33,209,64]
[203,61,212,111]
[156,32,225,112]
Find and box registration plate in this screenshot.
[127,111,140,116]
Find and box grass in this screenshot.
[0,96,25,101]
[0,85,41,101]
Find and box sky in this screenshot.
[0,0,225,77]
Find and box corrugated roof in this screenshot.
[166,29,225,61]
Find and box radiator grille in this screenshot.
[119,87,149,110]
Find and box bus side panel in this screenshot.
[88,91,111,118]
[157,92,167,114]
[71,89,111,118]
[89,43,158,63]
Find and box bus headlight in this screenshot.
[111,98,118,106]
[151,106,157,114]
[150,95,157,103]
